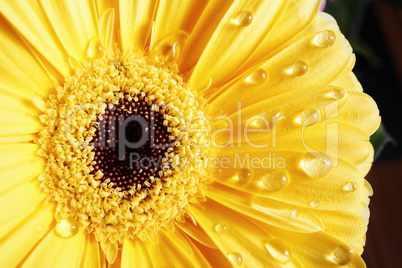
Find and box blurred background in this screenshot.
[324,0,402,266]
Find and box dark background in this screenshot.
[325,0,402,266]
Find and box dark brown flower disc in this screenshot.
[91,95,172,192]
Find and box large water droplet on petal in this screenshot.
[330,88,345,100]
[86,36,104,60]
[215,223,227,234]
[343,182,357,192]
[55,218,79,238]
[287,61,308,76]
[300,152,332,179]
[245,68,267,85]
[151,30,189,65]
[238,169,252,183]
[228,252,243,267]
[312,30,336,48]
[234,11,253,27]
[265,239,292,264]
[327,245,354,265]
[260,170,288,192]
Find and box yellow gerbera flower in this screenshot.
[0,0,380,267]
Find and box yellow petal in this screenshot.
[0,18,55,98]
[40,0,98,62]
[0,111,42,136]
[208,28,353,115]
[0,90,41,117]
[98,8,115,49]
[0,134,36,144]
[22,230,86,267]
[192,240,231,268]
[121,239,154,268]
[0,0,70,76]
[339,91,381,137]
[0,203,55,267]
[213,150,365,211]
[122,231,210,268]
[266,226,366,267]
[176,218,216,248]
[243,0,321,71]
[314,201,369,255]
[119,0,157,52]
[185,0,289,90]
[80,234,101,268]
[0,143,44,194]
[333,72,363,92]
[0,180,47,237]
[206,183,324,234]
[190,199,302,267]
[95,0,119,47]
[151,0,209,47]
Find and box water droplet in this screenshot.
[327,245,354,265]
[151,30,189,65]
[215,223,227,234]
[300,152,332,179]
[260,170,288,192]
[296,109,320,126]
[343,182,357,192]
[287,61,308,76]
[330,88,345,100]
[310,200,321,208]
[312,30,336,48]
[238,169,252,183]
[55,218,79,238]
[265,239,292,264]
[234,11,253,27]
[86,36,103,59]
[34,224,43,233]
[228,252,243,267]
[290,208,298,219]
[245,68,267,85]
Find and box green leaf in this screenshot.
[370,123,396,160]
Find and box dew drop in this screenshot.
[151,30,189,65]
[343,182,357,192]
[260,170,288,192]
[265,239,292,264]
[290,208,298,219]
[238,169,252,183]
[234,11,253,27]
[327,245,354,265]
[300,152,332,179]
[228,252,243,267]
[55,218,79,238]
[86,36,103,60]
[296,109,320,126]
[245,68,267,85]
[215,223,227,234]
[34,224,43,233]
[312,30,336,48]
[330,88,345,100]
[310,200,321,208]
[287,61,308,76]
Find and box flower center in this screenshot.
[91,96,171,192]
[37,49,212,253]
